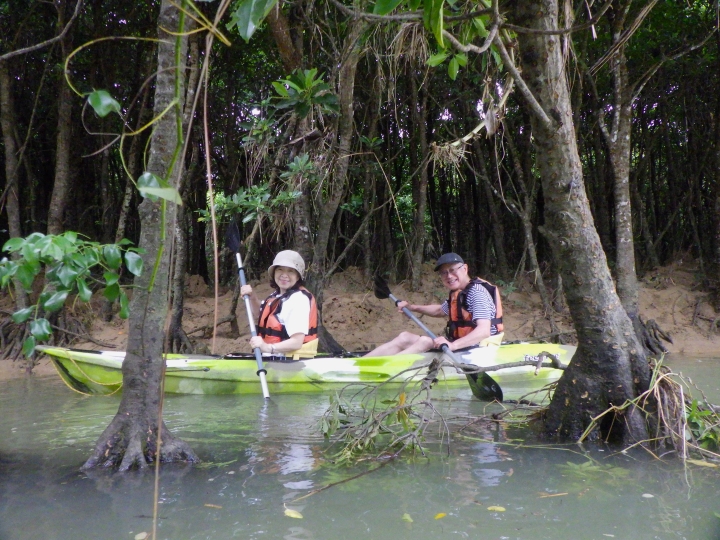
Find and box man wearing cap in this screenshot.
[365,253,502,356]
[240,250,319,359]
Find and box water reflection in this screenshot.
[0,356,719,540]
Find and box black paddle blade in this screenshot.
[464,369,503,402]
[373,273,391,300]
[225,219,241,253]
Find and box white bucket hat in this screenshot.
[268,250,306,280]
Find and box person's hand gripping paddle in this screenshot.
[373,274,503,401]
[226,222,270,399]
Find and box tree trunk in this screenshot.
[304,20,367,352]
[47,25,74,236]
[0,60,29,310]
[410,76,428,290]
[513,0,650,444]
[606,47,640,319]
[83,0,197,470]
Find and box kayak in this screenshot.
[36,343,575,398]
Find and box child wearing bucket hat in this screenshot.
[364,252,503,356]
[240,251,319,360]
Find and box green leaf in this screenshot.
[408,0,421,9]
[29,318,52,341]
[82,249,101,268]
[139,187,183,205]
[455,53,468,67]
[56,265,79,288]
[103,271,120,286]
[76,278,92,302]
[15,264,37,291]
[43,290,69,312]
[11,306,35,324]
[118,290,129,319]
[2,237,24,252]
[87,90,121,118]
[62,231,78,244]
[22,336,36,358]
[427,52,448,67]
[272,81,289,97]
[137,172,161,202]
[229,0,278,42]
[424,0,444,47]
[448,57,459,80]
[103,245,122,270]
[124,251,143,276]
[473,16,489,38]
[104,282,120,302]
[373,0,403,15]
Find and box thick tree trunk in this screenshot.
[0,60,29,310]
[83,0,197,470]
[513,0,650,444]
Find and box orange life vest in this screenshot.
[257,286,318,344]
[446,277,504,341]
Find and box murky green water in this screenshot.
[1,356,719,540]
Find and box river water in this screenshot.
[1,356,719,540]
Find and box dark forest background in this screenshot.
[1,0,718,314]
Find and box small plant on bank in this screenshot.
[0,231,143,359]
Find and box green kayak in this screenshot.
[36,343,575,398]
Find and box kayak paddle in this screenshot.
[226,221,270,399]
[373,274,503,402]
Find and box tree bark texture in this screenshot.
[0,60,29,309]
[47,28,74,236]
[604,36,640,318]
[305,20,368,303]
[513,0,651,444]
[83,0,197,470]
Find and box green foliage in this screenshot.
[87,90,121,118]
[373,0,404,15]
[360,135,382,149]
[340,192,365,217]
[228,0,278,42]
[280,154,319,184]
[0,232,144,357]
[137,172,184,205]
[321,391,424,464]
[240,108,276,145]
[686,400,720,451]
[494,279,517,297]
[197,182,301,225]
[272,68,339,119]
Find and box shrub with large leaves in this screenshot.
[0,232,143,357]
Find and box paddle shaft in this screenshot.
[236,253,270,399]
[388,293,464,364]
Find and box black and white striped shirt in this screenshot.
[441,282,498,335]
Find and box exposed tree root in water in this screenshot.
[577,358,720,461]
[82,415,199,471]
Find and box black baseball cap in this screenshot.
[434,252,464,271]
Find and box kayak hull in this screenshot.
[36,344,575,398]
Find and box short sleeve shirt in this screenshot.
[441,283,498,336]
[276,290,311,336]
